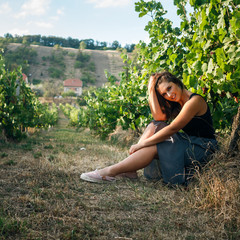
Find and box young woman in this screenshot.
[80,71,218,185]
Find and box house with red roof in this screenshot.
[22,73,28,83]
[63,79,83,96]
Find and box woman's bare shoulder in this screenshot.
[188,94,207,115]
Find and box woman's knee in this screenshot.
[146,122,156,134]
[149,144,158,156]
[152,120,168,133]
[141,144,158,156]
[147,121,155,129]
[138,121,168,144]
[138,122,156,143]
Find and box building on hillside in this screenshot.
[63,79,83,96]
[22,73,28,83]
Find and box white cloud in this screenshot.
[35,21,53,29]
[49,8,64,22]
[50,16,59,21]
[0,3,11,14]
[27,21,53,29]
[57,8,64,15]
[16,0,51,18]
[86,0,130,8]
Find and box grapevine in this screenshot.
[0,54,59,140]
[59,0,240,138]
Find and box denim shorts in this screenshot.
[144,121,218,185]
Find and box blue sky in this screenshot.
[0,0,188,47]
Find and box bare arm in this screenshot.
[148,76,167,121]
[130,95,206,154]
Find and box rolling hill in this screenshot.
[7,43,125,88]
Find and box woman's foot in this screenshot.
[80,169,138,183]
[98,167,138,180]
[115,171,138,179]
[80,169,116,183]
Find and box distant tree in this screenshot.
[124,44,136,52]
[41,36,51,46]
[4,33,13,39]
[32,79,42,85]
[67,37,80,48]
[88,62,96,72]
[31,35,41,43]
[111,40,121,50]
[14,35,23,43]
[32,41,40,46]
[80,41,86,50]
[22,35,40,45]
[81,71,96,85]
[0,38,8,52]
[74,61,84,69]
[22,37,30,46]
[43,81,60,97]
[96,41,100,47]
[32,87,44,97]
[4,46,37,73]
[48,67,64,79]
[100,41,107,48]
[76,51,90,62]
[1,34,135,52]
[82,39,95,49]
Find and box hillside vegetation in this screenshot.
[6,43,125,93]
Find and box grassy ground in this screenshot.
[0,112,239,240]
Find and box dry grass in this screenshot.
[0,112,239,239]
[186,143,240,239]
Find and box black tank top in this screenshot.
[182,93,216,139]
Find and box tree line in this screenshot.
[1,33,136,52]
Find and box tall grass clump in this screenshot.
[187,136,240,238]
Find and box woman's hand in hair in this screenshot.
[148,75,167,121]
[148,75,157,92]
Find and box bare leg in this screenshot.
[138,122,156,143]
[98,145,158,177]
[118,122,156,177]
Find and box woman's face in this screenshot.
[157,81,182,102]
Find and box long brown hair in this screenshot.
[152,71,184,120]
